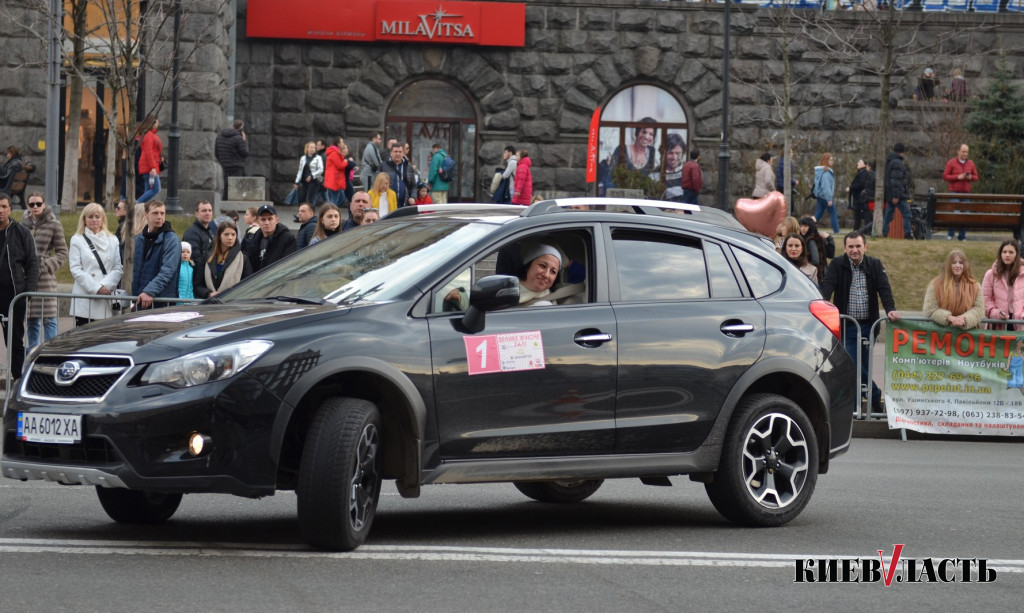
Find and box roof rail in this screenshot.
[524,197,702,217]
[383,204,520,219]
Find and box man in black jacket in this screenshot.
[295,202,316,249]
[215,119,249,200]
[383,142,416,207]
[0,191,40,383]
[882,142,912,238]
[182,200,217,266]
[247,205,296,272]
[820,231,900,413]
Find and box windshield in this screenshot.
[223,221,493,305]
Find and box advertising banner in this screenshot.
[884,319,1024,436]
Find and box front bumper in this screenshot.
[2,370,286,497]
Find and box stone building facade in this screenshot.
[2,1,1023,213]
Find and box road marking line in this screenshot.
[0,539,1021,571]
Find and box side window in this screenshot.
[705,242,744,298]
[431,229,593,313]
[732,248,784,298]
[611,229,708,300]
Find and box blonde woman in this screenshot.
[368,172,398,216]
[923,250,984,329]
[69,203,123,325]
[294,141,324,205]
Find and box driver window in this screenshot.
[431,230,593,313]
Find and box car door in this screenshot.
[427,227,618,459]
[606,225,767,453]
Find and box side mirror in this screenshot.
[460,275,519,334]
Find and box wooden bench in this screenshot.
[926,190,1024,238]
[7,160,36,208]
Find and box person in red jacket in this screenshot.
[942,143,978,241]
[137,117,163,203]
[680,149,702,205]
[511,149,533,205]
[324,137,350,207]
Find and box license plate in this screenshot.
[17,412,83,444]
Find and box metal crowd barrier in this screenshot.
[3,291,202,406]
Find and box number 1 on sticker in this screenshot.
[475,339,487,368]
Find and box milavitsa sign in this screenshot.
[884,319,1024,436]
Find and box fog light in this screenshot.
[188,433,212,456]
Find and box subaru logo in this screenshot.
[55,361,84,385]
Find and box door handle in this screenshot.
[574,331,613,347]
[720,322,755,337]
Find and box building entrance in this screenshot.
[386,79,477,202]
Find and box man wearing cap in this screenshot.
[246,204,296,273]
[882,143,912,239]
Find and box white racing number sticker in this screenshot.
[464,330,545,375]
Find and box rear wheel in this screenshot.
[513,479,604,503]
[95,487,182,524]
[298,397,383,551]
[705,394,818,527]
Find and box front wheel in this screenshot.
[95,487,182,524]
[298,397,383,551]
[705,394,818,527]
[513,479,604,503]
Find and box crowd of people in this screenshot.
[0,186,389,384]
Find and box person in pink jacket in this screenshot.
[982,239,1024,330]
[511,149,533,205]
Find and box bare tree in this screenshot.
[734,3,861,212]
[798,8,1008,235]
[9,0,230,282]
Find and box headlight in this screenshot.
[140,340,274,388]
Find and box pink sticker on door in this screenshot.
[464,330,545,375]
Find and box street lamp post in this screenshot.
[717,0,732,212]
[165,0,183,213]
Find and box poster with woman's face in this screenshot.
[597,85,688,194]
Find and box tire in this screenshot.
[298,397,383,551]
[705,393,818,527]
[95,487,182,524]
[513,479,604,503]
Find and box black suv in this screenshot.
[2,199,855,551]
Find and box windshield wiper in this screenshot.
[269,295,330,305]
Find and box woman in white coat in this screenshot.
[69,203,123,325]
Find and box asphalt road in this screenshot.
[1,439,1021,611]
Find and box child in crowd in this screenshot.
[415,182,433,205]
[178,241,195,300]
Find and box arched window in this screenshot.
[597,85,689,199]
[386,79,478,202]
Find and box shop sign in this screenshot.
[247,0,525,47]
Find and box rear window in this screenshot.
[732,248,784,298]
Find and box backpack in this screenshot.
[438,154,457,183]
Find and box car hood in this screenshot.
[37,303,347,362]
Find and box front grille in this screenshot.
[3,431,121,465]
[27,374,123,398]
[24,355,133,401]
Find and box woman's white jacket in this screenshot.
[69,230,123,320]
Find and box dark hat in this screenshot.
[893,143,907,153]
[257,204,278,217]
